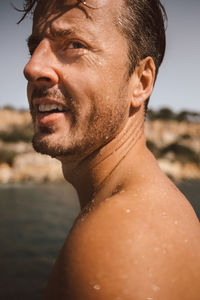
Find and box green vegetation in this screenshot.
[0,123,33,143]
[0,149,17,166]
[147,140,199,165]
[160,143,199,164]
[147,108,200,122]
[146,140,160,157]
[1,105,28,112]
[2,105,15,111]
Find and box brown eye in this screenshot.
[68,41,86,49]
[62,40,88,58]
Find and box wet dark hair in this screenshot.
[117,0,167,109]
[15,0,95,23]
[118,0,167,77]
[17,0,167,110]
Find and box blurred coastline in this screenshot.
[0,106,199,183]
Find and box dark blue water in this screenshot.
[0,181,199,300]
[0,183,79,300]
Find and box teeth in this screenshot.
[58,104,63,112]
[38,103,65,112]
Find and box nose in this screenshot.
[24,39,59,87]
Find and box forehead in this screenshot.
[33,0,123,34]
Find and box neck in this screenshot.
[61,111,146,210]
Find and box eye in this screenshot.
[68,41,86,49]
[61,40,88,58]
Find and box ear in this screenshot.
[129,57,155,108]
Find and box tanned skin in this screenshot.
[24,0,200,299]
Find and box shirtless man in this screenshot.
[21,0,200,298]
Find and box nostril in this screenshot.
[37,77,51,82]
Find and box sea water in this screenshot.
[0,181,199,299]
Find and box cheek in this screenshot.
[68,68,114,104]
[61,60,128,119]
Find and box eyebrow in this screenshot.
[51,26,79,38]
[26,23,97,51]
[28,25,89,43]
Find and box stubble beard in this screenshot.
[32,128,70,158]
[30,87,84,159]
[31,85,129,161]
[31,115,90,160]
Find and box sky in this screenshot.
[0,0,200,112]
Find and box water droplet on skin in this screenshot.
[120,190,125,194]
[147,298,153,300]
[184,239,188,243]
[138,234,143,240]
[126,208,131,213]
[154,247,159,253]
[162,212,167,217]
[148,267,153,277]
[105,197,111,203]
[93,284,101,290]
[123,289,129,295]
[105,251,110,257]
[152,284,160,292]
[174,220,178,225]
[162,243,167,254]
[120,274,128,279]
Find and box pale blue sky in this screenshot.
[0,0,200,112]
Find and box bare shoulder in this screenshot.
[44,182,200,300]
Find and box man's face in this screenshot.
[24,0,131,162]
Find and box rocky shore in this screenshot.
[145,120,200,181]
[0,108,199,183]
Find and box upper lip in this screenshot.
[33,98,69,111]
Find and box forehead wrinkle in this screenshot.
[31,21,99,47]
[33,0,121,32]
[32,2,95,40]
[32,4,98,36]
[32,5,117,44]
[31,0,127,53]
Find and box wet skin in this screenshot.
[24,0,130,162]
[24,0,200,299]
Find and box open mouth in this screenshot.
[38,103,69,114]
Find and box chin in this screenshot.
[32,130,82,160]
[32,131,62,158]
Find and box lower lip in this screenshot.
[36,111,70,125]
